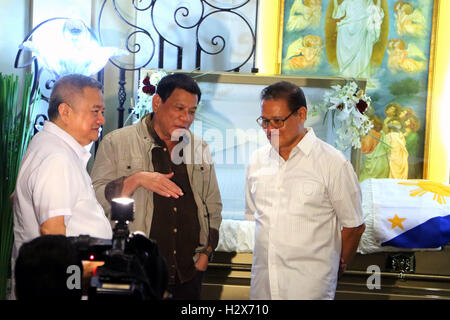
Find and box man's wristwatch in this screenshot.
[200,247,214,260]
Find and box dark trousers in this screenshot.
[167,271,204,300]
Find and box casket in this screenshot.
[335,178,450,299]
[202,247,450,300]
[335,244,450,299]
[201,179,450,300]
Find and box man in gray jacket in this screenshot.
[91,73,222,300]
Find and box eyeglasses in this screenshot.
[256,108,299,129]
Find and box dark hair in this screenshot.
[48,74,103,121]
[15,235,83,300]
[260,81,307,112]
[156,73,201,103]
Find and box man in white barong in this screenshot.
[11,74,113,299]
[245,81,365,300]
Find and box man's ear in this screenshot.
[298,106,307,122]
[152,94,161,112]
[58,103,72,123]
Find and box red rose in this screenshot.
[143,76,150,86]
[356,100,368,114]
[142,84,156,95]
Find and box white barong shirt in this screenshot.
[245,128,363,299]
[13,121,112,261]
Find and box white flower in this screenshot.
[150,70,167,85]
[311,81,373,151]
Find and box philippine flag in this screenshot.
[364,179,450,249]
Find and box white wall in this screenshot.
[28,0,135,137]
[92,0,136,136]
[0,0,30,80]
[5,0,257,138]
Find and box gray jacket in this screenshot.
[90,115,222,261]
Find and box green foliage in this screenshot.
[0,73,39,299]
[389,78,424,97]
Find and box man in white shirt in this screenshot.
[13,74,113,265]
[245,81,365,300]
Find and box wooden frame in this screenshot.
[279,0,439,181]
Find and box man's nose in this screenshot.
[97,113,105,125]
[265,122,278,131]
[179,109,192,122]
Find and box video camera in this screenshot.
[68,198,168,300]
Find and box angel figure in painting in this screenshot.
[387,38,426,74]
[284,35,324,71]
[386,118,409,179]
[403,115,421,178]
[383,102,402,134]
[286,0,322,31]
[332,0,384,78]
[394,1,426,38]
[398,106,415,122]
[359,114,390,182]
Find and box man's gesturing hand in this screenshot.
[122,171,184,198]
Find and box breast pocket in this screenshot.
[287,180,325,215]
[280,180,326,247]
[117,158,145,176]
[193,164,211,198]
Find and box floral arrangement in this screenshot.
[311,81,373,150]
[126,69,168,124]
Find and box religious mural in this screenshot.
[280,0,435,180]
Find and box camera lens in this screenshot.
[111,197,134,222]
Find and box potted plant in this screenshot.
[0,72,39,299]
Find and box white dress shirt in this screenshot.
[245,128,363,300]
[12,121,112,262]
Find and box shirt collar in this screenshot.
[145,113,166,147]
[294,127,315,157]
[43,121,92,167]
[270,127,316,160]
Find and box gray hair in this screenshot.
[48,74,103,121]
